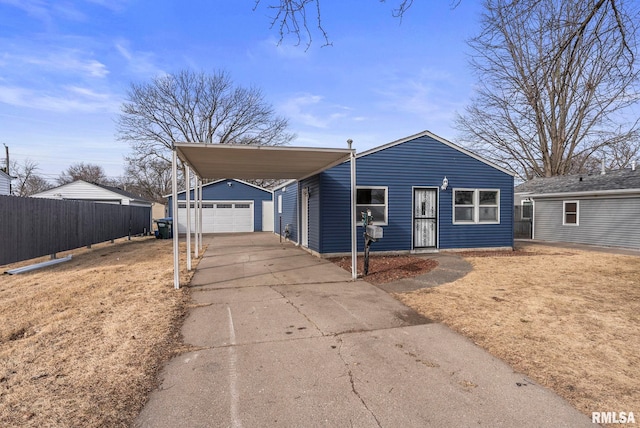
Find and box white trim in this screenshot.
[356,130,515,177]
[356,186,388,226]
[562,200,579,226]
[452,188,501,225]
[528,188,640,199]
[521,198,533,220]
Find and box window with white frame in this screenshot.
[521,199,533,220]
[356,187,388,225]
[453,189,500,224]
[277,194,283,214]
[563,201,579,225]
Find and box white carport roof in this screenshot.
[175,143,353,180]
[171,142,358,289]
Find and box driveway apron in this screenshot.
[136,233,593,428]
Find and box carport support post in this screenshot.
[349,139,357,280]
[194,177,200,259]
[172,147,180,289]
[185,165,192,271]
[198,178,203,254]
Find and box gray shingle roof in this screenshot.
[515,167,640,194]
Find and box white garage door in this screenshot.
[177,201,253,233]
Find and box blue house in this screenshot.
[274,131,514,255]
[168,179,272,233]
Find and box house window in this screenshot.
[453,189,500,224]
[217,203,232,208]
[356,187,388,225]
[563,201,579,225]
[235,203,250,209]
[521,200,533,220]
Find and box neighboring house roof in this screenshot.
[32,180,152,205]
[515,168,640,197]
[92,182,152,204]
[0,169,12,179]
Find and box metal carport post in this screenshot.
[171,142,357,289]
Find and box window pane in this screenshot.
[479,191,497,205]
[203,203,214,208]
[235,203,250,209]
[217,204,232,208]
[356,205,386,223]
[565,213,577,224]
[522,202,532,219]
[454,190,474,205]
[565,202,577,213]
[479,207,498,221]
[357,188,386,204]
[455,207,474,221]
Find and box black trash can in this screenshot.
[154,217,173,239]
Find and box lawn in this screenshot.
[0,237,199,427]
[396,243,639,422]
[1,238,637,426]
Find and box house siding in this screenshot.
[0,172,10,195]
[534,196,640,249]
[273,182,298,241]
[169,179,272,232]
[302,135,513,254]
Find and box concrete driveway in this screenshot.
[136,233,593,427]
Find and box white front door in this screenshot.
[413,188,437,248]
[301,189,309,247]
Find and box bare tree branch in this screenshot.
[456,0,640,179]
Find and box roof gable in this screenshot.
[169,178,272,197]
[357,130,515,176]
[32,180,151,203]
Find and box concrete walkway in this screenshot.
[136,233,593,427]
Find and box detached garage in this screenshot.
[167,179,273,234]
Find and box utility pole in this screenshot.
[2,144,8,174]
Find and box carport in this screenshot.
[171,142,357,288]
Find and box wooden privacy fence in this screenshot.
[0,195,151,266]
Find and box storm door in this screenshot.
[413,188,437,248]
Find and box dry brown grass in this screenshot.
[0,237,200,427]
[397,244,640,422]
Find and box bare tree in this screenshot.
[253,0,433,49]
[10,159,52,196]
[456,0,640,179]
[117,70,294,163]
[57,162,110,185]
[122,156,174,203]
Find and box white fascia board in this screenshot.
[529,188,640,199]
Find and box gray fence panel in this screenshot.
[0,195,151,265]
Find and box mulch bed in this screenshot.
[329,255,438,284]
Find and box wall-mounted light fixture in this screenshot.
[227,181,233,187]
[282,186,287,193]
[441,176,449,191]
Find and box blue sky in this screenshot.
[0,1,484,182]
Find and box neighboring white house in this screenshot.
[31,180,152,207]
[0,169,12,195]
